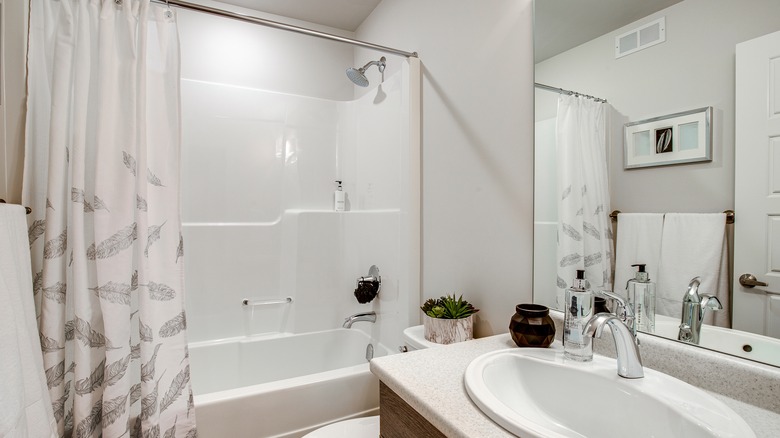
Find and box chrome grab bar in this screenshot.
[242,297,293,306]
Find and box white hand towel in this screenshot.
[657,213,730,327]
[0,204,57,437]
[614,213,664,299]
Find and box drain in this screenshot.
[742,344,753,353]
[365,343,374,361]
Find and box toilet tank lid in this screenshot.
[403,325,442,349]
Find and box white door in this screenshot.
[734,30,780,337]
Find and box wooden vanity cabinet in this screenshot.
[379,382,447,438]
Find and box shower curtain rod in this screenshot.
[150,0,419,58]
[535,82,607,103]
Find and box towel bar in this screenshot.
[242,297,293,306]
[609,209,734,224]
[0,199,31,215]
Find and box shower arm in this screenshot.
[359,57,386,73]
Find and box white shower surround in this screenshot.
[179,58,420,436]
[181,63,420,349]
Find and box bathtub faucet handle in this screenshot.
[354,265,381,304]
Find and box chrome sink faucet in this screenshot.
[343,311,377,328]
[583,313,644,379]
[678,277,722,344]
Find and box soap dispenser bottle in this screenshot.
[334,180,345,211]
[563,269,594,362]
[627,263,656,333]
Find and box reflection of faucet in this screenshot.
[678,277,722,344]
[583,313,644,379]
[343,311,377,328]
[596,291,636,336]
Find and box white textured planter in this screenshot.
[423,314,474,344]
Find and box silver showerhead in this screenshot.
[346,68,369,87]
[346,56,386,87]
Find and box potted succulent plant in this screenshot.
[420,294,480,344]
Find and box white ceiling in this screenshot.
[217,0,382,31]
[214,0,683,61]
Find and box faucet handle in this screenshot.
[597,290,634,319]
[700,294,723,311]
[597,290,637,339]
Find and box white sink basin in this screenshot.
[464,347,755,438]
[653,314,780,367]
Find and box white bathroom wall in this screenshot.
[181,69,415,348]
[180,80,340,342]
[178,0,356,100]
[178,1,418,348]
[177,1,355,344]
[355,0,535,337]
[535,0,780,214]
[284,68,417,351]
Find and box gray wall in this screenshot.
[357,0,536,337]
[536,0,780,214]
[0,0,29,203]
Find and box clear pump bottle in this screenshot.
[627,263,656,333]
[564,269,594,362]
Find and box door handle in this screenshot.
[739,274,768,288]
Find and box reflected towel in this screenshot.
[614,213,664,300]
[657,213,730,328]
[0,204,57,437]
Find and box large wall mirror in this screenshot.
[533,0,780,367]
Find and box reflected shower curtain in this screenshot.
[555,95,613,303]
[23,1,196,436]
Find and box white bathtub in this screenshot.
[190,329,390,438]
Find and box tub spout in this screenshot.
[343,311,377,328]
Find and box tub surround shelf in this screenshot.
[282,209,402,214]
[370,319,780,437]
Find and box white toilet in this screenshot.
[302,325,441,438]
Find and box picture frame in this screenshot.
[623,106,712,169]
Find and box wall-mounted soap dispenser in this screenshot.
[334,180,345,211]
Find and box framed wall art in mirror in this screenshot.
[624,106,712,169]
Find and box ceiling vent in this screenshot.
[615,17,666,59]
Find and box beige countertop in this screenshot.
[370,332,780,438]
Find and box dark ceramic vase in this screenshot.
[594,296,610,314]
[509,304,556,348]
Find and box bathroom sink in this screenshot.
[653,314,780,367]
[464,347,755,438]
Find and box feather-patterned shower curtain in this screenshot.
[23,0,196,436]
[555,95,614,304]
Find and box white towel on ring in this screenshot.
[0,204,57,437]
[657,213,730,328]
[614,213,664,300]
